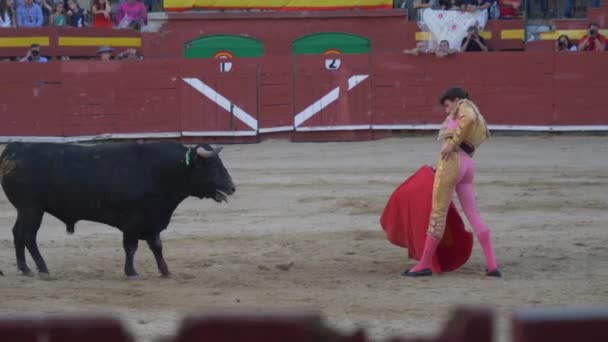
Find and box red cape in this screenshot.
[380,165,473,273]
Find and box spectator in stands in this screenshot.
[464,0,494,12]
[66,0,87,27]
[555,34,577,52]
[97,45,113,61]
[439,0,465,10]
[39,0,52,26]
[403,41,430,55]
[412,0,439,21]
[116,0,147,31]
[497,0,520,18]
[565,0,601,18]
[49,0,65,26]
[578,22,606,52]
[435,39,458,58]
[461,25,488,52]
[117,47,143,60]
[91,0,112,28]
[0,0,16,27]
[16,0,43,27]
[18,43,48,63]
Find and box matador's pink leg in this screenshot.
[455,153,499,273]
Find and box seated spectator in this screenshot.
[465,0,494,12]
[497,0,520,18]
[16,0,42,27]
[461,25,488,52]
[66,0,87,27]
[116,0,147,30]
[18,43,48,63]
[555,34,577,52]
[0,0,16,27]
[578,22,606,52]
[435,40,458,57]
[97,45,113,61]
[49,0,65,26]
[91,0,112,28]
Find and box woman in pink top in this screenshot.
[116,0,146,30]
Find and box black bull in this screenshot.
[0,141,235,279]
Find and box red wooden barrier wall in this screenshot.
[0,52,607,143]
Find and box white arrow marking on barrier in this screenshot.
[348,75,369,90]
[294,74,369,128]
[182,77,258,131]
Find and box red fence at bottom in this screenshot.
[1,306,606,342]
[0,52,607,143]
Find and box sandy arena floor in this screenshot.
[0,135,607,342]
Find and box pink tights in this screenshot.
[410,150,498,273]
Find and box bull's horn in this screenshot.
[196,147,217,158]
[213,146,223,154]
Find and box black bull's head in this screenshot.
[190,145,235,202]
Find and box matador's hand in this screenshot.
[441,141,457,161]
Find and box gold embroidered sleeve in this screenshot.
[449,102,477,146]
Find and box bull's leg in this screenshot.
[20,209,49,278]
[123,234,139,279]
[12,215,32,276]
[146,235,171,278]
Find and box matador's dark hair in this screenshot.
[439,87,470,105]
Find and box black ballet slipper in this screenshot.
[401,268,433,277]
[486,268,502,278]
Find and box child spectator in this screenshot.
[0,0,16,27]
[49,0,65,26]
[555,34,577,52]
[66,0,87,27]
[116,0,146,30]
[435,40,458,58]
[91,0,112,28]
[16,0,43,27]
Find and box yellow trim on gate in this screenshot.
[58,37,142,47]
[0,37,50,47]
[415,31,492,41]
[540,29,608,40]
[501,29,524,40]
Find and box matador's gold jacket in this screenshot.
[437,99,491,156]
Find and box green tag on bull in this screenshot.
[185,150,191,166]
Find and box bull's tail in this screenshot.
[66,223,75,235]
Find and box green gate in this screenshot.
[184,35,264,58]
[292,32,371,55]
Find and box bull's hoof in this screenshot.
[127,275,140,280]
[38,272,52,281]
[160,272,173,279]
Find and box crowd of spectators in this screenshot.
[405,0,522,20]
[0,0,150,30]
